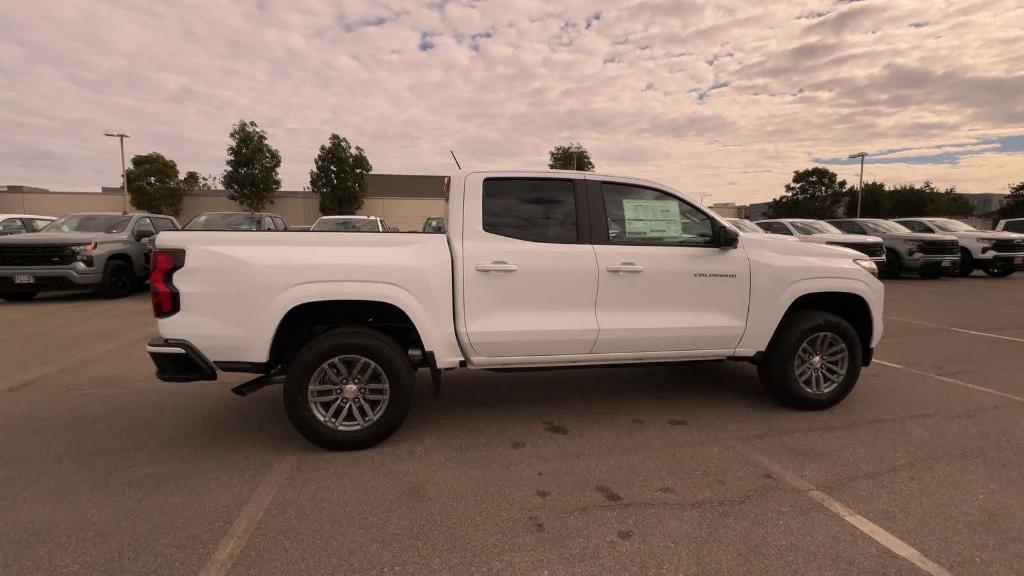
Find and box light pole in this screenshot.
[848,151,868,217]
[104,132,130,212]
[698,192,712,206]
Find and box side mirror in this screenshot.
[135,228,156,241]
[716,223,740,248]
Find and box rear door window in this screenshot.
[482,179,579,243]
[272,216,287,230]
[758,222,792,235]
[835,221,865,234]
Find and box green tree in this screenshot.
[125,152,184,216]
[997,181,1024,220]
[181,171,218,191]
[222,120,282,211]
[309,134,373,215]
[548,142,595,171]
[767,167,850,219]
[846,181,889,217]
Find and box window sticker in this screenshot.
[623,199,683,238]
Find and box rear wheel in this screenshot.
[881,249,902,278]
[100,260,133,298]
[0,291,37,302]
[956,248,974,277]
[283,327,414,450]
[758,310,862,410]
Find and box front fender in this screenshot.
[735,275,884,355]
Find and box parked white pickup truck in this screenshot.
[146,171,884,450]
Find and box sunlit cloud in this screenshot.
[1,0,1022,204]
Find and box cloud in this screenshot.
[0,0,1022,205]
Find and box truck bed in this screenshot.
[154,231,461,367]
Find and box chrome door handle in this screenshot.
[475,261,518,272]
[606,262,644,273]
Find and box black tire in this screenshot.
[881,249,902,279]
[100,259,134,298]
[283,327,414,451]
[956,248,974,277]
[757,310,862,410]
[1,291,37,302]
[983,264,1015,278]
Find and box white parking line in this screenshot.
[875,360,1024,403]
[737,446,955,576]
[885,316,1024,343]
[198,455,295,576]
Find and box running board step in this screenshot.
[231,373,286,397]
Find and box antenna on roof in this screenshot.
[450,150,462,170]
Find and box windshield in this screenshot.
[185,213,261,231]
[313,218,380,232]
[728,219,764,234]
[790,221,842,235]
[859,220,910,234]
[42,214,130,234]
[929,219,976,232]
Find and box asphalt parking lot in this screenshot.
[2,274,1023,576]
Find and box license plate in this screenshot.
[1015,257,1023,265]
[942,260,952,267]
[14,274,35,284]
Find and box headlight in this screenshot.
[903,240,920,255]
[854,259,878,277]
[72,243,97,266]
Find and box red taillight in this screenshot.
[150,249,185,318]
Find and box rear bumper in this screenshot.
[147,338,218,382]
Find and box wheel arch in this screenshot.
[773,291,874,366]
[267,299,427,370]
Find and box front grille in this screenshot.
[832,242,884,258]
[919,240,959,256]
[992,239,1024,253]
[0,245,77,267]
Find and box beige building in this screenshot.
[0,174,447,231]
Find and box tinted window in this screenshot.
[272,216,287,230]
[313,218,381,232]
[30,219,54,231]
[185,213,262,231]
[834,221,864,234]
[758,222,792,235]
[44,214,131,233]
[134,217,155,237]
[153,218,177,232]
[0,218,27,235]
[602,183,712,245]
[899,220,931,233]
[483,179,577,243]
[1005,221,1024,233]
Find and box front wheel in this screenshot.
[100,259,134,298]
[283,327,414,451]
[983,264,1016,277]
[881,249,902,279]
[956,248,974,277]
[758,310,862,410]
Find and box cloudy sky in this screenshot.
[2,0,1023,204]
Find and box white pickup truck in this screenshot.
[146,171,884,450]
